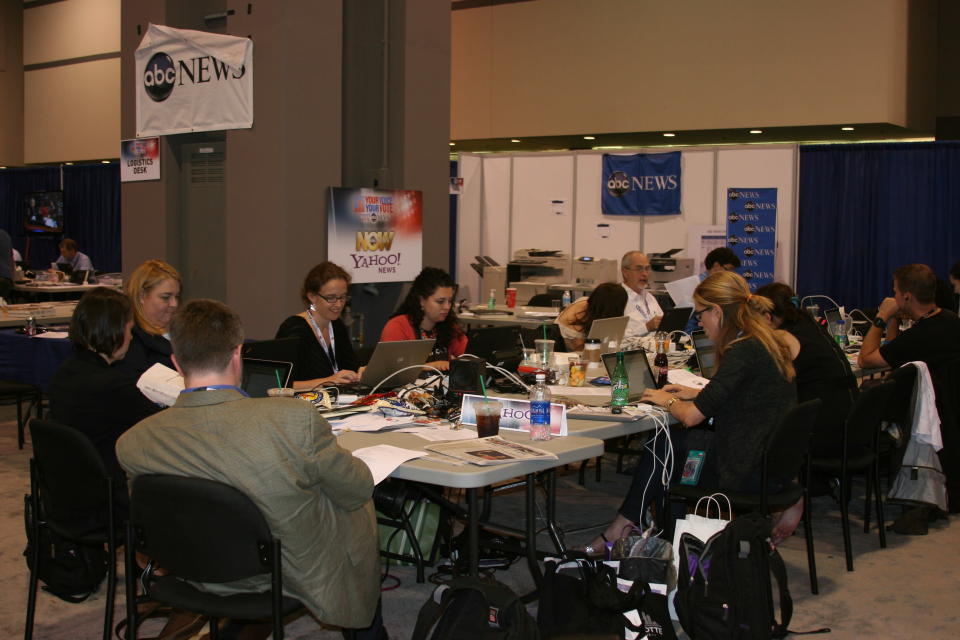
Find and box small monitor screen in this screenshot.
[692,330,718,378]
[241,359,292,398]
[24,191,64,233]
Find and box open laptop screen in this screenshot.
[241,358,293,397]
[601,349,656,400]
[691,330,718,379]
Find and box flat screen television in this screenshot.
[24,190,64,233]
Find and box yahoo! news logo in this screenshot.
[143,51,247,102]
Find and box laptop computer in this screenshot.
[658,306,693,334]
[242,337,302,379]
[586,315,630,354]
[353,339,435,390]
[241,358,294,397]
[465,325,522,367]
[601,349,656,402]
[690,330,718,378]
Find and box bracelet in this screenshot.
[665,396,680,410]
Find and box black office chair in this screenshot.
[810,380,894,572]
[669,400,822,594]
[25,419,121,640]
[124,475,303,640]
[0,379,43,449]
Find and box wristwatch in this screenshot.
[873,316,887,330]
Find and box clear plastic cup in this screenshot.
[473,399,502,438]
[534,338,555,367]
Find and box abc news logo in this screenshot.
[143,51,246,102]
[607,171,631,197]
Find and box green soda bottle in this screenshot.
[610,351,629,414]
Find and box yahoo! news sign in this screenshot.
[601,151,681,215]
[726,188,777,291]
[135,24,253,137]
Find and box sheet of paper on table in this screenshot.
[667,368,710,389]
[351,444,427,484]
[395,426,479,441]
[33,331,69,339]
[329,413,418,432]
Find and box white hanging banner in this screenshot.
[135,23,253,137]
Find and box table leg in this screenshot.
[467,487,479,577]
[544,469,566,554]
[524,473,543,586]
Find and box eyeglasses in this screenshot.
[692,307,711,324]
[317,294,350,304]
[624,265,653,272]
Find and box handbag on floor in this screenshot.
[412,576,539,639]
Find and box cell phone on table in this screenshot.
[680,450,706,485]
[590,376,611,386]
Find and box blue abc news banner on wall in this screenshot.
[726,188,777,291]
[602,151,681,215]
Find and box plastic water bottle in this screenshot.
[610,351,630,414]
[487,289,496,309]
[529,373,552,441]
[562,290,572,308]
[834,317,848,349]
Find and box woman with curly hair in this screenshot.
[380,267,466,371]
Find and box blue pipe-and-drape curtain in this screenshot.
[0,162,121,272]
[797,142,960,311]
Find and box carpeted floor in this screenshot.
[3,404,959,638]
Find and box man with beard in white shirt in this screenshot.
[621,251,663,338]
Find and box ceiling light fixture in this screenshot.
[749,129,763,134]
[583,135,595,140]
[449,142,455,146]
[101,160,110,164]
[841,126,855,131]
[662,133,675,138]
[510,139,521,143]
[64,162,74,166]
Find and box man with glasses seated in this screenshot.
[276,262,362,390]
[621,250,663,337]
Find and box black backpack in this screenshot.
[412,576,540,640]
[674,512,791,640]
[23,494,108,603]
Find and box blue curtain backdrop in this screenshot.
[0,162,121,272]
[797,142,960,311]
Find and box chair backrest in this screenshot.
[764,399,821,482]
[844,379,896,452]
[881,364,917,426]
[130,474,275,584]
[528,291,563,307]
[29,419,110,521]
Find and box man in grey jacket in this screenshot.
[117,299,384,638]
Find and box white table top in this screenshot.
[15,282,112,293]
[459,305,558,328]
[0,301,77,328]
[337,428,604,488]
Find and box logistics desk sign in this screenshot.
[460,394,568,437]
[121,138,160,182]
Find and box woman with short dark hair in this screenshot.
[276,261,361,389]
[380,267,466,371]
[49,287,161,479]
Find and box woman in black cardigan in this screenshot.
[276,261,361,390]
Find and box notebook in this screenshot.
[691,330,718,379]
[241,358,294,397]
[586,315,630,354]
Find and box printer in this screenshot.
[648,248,694,290]
[570,256,618,287]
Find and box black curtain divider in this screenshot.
[797,142,960,311]
[0,162,121,273]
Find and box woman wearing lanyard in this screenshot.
[380,267,466,371]
[276,262,361,389]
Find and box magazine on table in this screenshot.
[424,436,557,466]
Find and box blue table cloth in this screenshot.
[0,329,73,391]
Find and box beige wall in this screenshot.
[451,0,937,139]
[22,0,120,164]
[24,58,119,163]
[0,2,23,166]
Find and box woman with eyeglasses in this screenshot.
[276,262,361,389]
[586,271,799,553]
[380,267,466,371]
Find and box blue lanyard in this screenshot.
[180,385,249,397]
